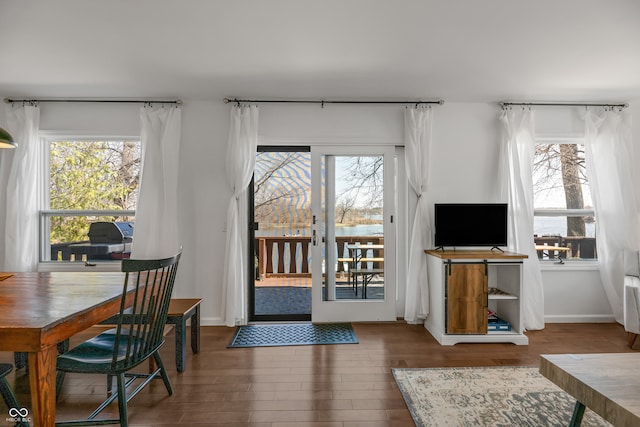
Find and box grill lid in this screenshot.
[88,222,134,243]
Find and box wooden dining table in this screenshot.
[0,271,133,427]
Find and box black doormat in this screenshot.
[228,323,358,348]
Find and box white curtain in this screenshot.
[131,105,182,259]
[0,104,40,272]
[499,108,545,330]
[404,106,433,323]
[583,108,638,323]
[221,105,258,326]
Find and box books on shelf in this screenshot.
[487,309,511,331]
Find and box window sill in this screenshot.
[538,260,599,272]
[38,262,122,273]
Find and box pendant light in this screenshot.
[0,127,16,148]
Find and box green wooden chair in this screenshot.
[0,363,29,427]
[55,252,182,427]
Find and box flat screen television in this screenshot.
[434,203,508,248]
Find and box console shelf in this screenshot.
[488,287,518,300]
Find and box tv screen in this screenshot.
[434,203,508,248]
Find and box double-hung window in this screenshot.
[40,138,141,265]
[533,137,596,261]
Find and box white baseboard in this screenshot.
[203,315,617,326]
[544,314,616,323]
[201,316,225,326]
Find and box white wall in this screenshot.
[428,103,503,203]
[40,102,140,136]
[542,266,612,322]
[630,100,640,200]
[34,100,623,325]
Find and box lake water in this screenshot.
[257,217,593,239]
[534,216,595,237]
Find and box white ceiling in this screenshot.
[1,0,639,104]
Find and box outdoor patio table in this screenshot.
[345,244,384,297]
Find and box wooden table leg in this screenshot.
[174,318,186,372]
[191,305,200,354]
[175,305,201,371]
[28,346,58,427]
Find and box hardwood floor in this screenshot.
[0,322,635,426]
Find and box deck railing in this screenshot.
[255,234,596,279]
[255,235,384,279]
[534,235,597,259]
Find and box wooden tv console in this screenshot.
[424,249,528,345]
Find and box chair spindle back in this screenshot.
[111,252,181,370]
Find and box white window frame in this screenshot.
[38,134,139,272]
[534,136,597,266]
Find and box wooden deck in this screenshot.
[255,276,312,288]
[254,274,383,289]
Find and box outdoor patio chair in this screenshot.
[55,251,182,427]
[0,363,28,427]
[578,238,597,259]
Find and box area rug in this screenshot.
[228,323,358,348]
[392,366,610,427]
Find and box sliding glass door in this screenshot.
[250,147,312,321]
[311,146,396,322]
[250,145,397,322]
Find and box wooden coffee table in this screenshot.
[540,353,640,426]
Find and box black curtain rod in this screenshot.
[500,101,628,108]
[224,97,444,106]
[4,98,183,105]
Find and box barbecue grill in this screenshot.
[51,222,134,261]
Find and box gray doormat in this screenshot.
[228,323,358,348]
